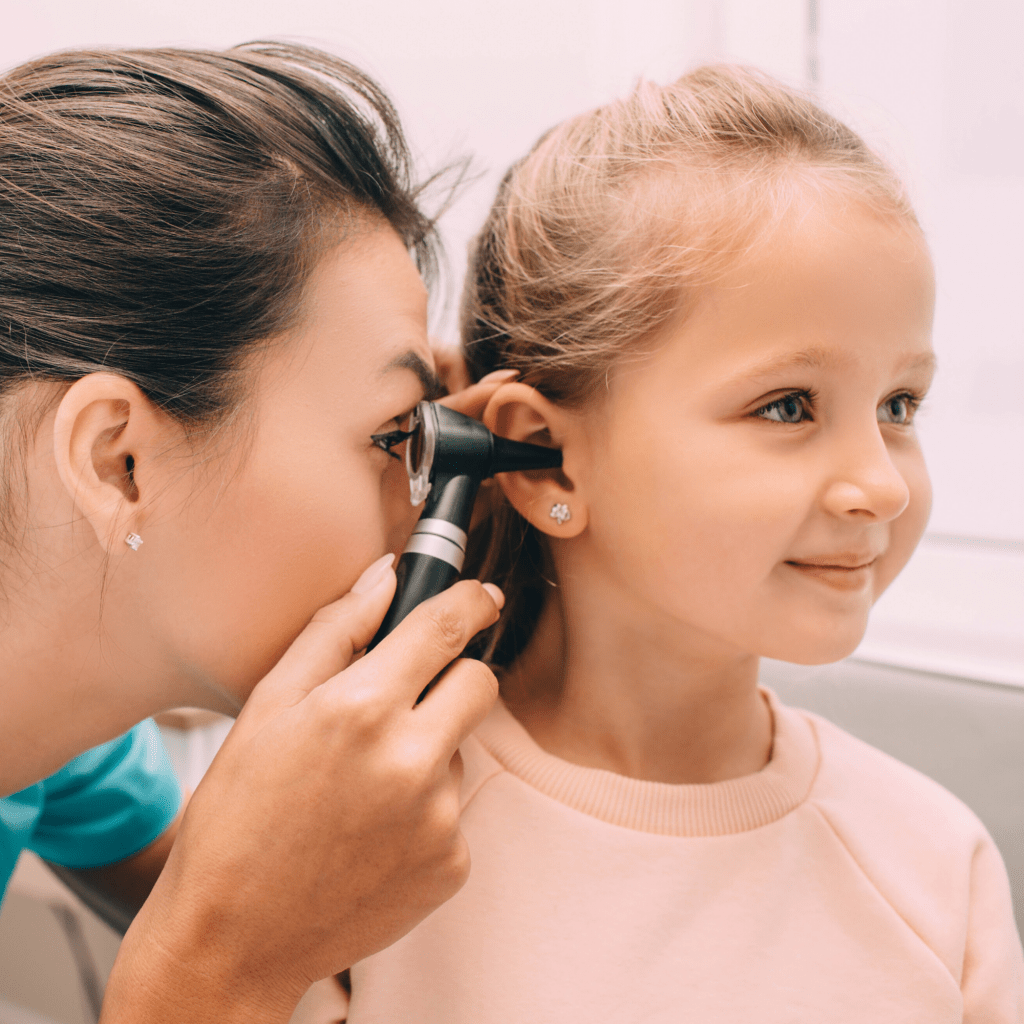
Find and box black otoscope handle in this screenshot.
[367,473,481,651]
[368,553,461,646]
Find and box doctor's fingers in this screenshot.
[437,369,520,420]
[412,658,500,756]
[347,578,503,711]
[302,656,495,799]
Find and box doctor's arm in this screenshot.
[45,798,188,935]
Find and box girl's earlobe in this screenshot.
[528,487,587,538]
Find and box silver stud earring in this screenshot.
[549,503,571,526]
[125,532,143,551]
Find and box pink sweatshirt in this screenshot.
[346,688,1024,1022]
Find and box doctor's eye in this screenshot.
[877,392,923,425]
[370,427,413,460]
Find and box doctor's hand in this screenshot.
[432,348,518,420]
[102,560,502,1024]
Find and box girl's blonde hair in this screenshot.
[460,64,919,667]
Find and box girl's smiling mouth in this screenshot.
[785,555,879,591]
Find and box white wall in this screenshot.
[0,0,717,335]
[3,0,1020,684]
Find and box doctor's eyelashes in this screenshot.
[371,427,414,459]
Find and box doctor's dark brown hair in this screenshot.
[0,42,437,535]
[460,65,920,669]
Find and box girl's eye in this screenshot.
[754,389,924,426]
[877,393,921,425]
[754,391,811,424]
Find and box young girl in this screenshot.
[340,66,1024,1021]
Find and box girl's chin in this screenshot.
[757,619,869,666]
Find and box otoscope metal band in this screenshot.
[403,518,468,571]
[411,518,468,549]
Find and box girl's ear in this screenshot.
[483,382,588,538]
[52,372,175,555]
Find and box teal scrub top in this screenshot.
[0,720,182,904]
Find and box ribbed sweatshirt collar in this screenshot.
[474,687,819,836]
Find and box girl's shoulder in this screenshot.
[798,701,988,845]
[795,702,1012,963]
[796,702,1022,986]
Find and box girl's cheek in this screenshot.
[883,457,932,581]
[857,450,928,603]
[907,453,933,526]
[890,441,931,521]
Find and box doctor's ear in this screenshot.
[483,382,589,538]
[52,372,178,555]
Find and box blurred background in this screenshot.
[1,1,1021,1021]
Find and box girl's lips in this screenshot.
[785,559,876,591]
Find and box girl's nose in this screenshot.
[820,424,911,523]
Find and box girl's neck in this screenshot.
[499,575,773,786]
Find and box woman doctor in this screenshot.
[0,42,505,1023]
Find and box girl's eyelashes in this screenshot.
[754,388,817,424]
[877,392,925,425]
[753,388,926,425]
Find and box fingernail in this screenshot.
[482,582,505,610]
[351,553,396,594]
[479,369,519,384]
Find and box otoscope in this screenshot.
[367,401,562,649]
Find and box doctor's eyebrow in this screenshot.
[382,350,445,400]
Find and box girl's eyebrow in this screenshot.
[717,347,937,391]
[381,350,446,400]
[721,346,838,390]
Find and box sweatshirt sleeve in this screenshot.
[961,831,1024,1022]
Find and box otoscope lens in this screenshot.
[408,418,424,474]
[405,402,435,506]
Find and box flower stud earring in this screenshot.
[125,532,143,551]
[549,502,571,526]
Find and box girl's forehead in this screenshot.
[604,203,935,405]
[693,204,931,343]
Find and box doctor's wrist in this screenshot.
[101,887,308,1024]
